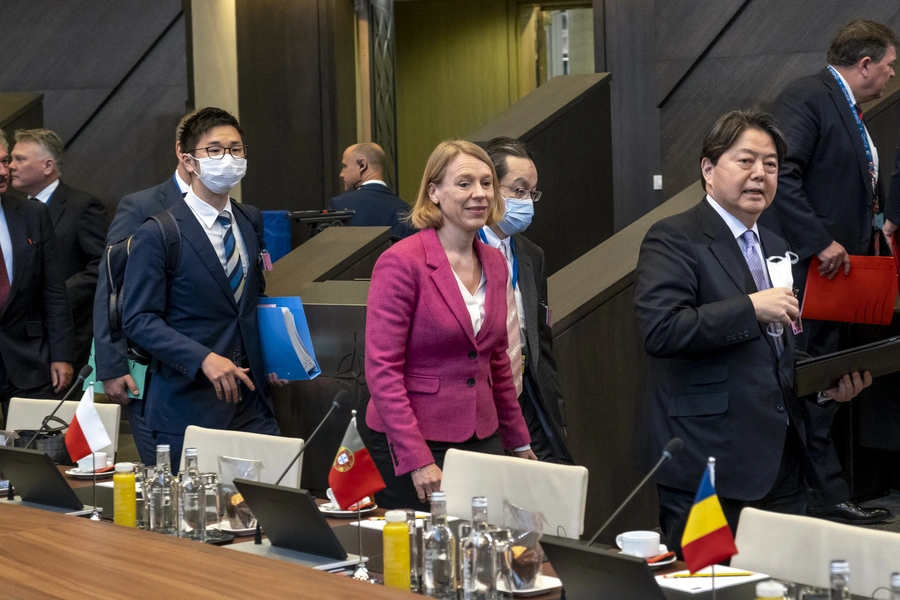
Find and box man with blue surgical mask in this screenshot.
[479,137,572,463]
[121,107,285,473]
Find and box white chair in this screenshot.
[180,426,305,487]
[7,397,120,458]
[733,507,900,597]
[441,449,589,538]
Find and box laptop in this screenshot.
[232,479,349,561]
[541,534,667,600]
[0,446,86,512]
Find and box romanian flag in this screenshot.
[681,459,738,573]
[328,415,386,510]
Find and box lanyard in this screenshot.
[827,66,877,192]
[478,229,518,290]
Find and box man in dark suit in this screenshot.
[9,129,108,373]
[478,137,571,463]
[328,143,415,239]
[758,19,898,523]
[93,119,192,465]
[0,130,75,423]
[634,110,871,555]
[122,108,282,473]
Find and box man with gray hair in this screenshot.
[0,129,74,424]
[759,19,897,524]
[9,129,108,374]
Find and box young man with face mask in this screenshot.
[478,137,572,463]
[121,107,283,472]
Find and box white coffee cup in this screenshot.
[615,530,660,558]
[77,452,108,472]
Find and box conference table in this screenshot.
[14,469,867,599]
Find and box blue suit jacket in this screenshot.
[328,183,416,238]
[121,197,270,433]
[93,176,183,381]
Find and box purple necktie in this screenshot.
[741,230,783,356]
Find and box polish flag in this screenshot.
[65,387,112,463]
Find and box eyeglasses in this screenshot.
[501,184,541,202]
[186,144,248,159]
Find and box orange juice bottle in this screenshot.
[383,509,411,589]
[113,462,137,527]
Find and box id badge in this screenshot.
[875,212,885,229]
[261,249,273,271]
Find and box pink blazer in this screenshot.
[365,227,531,475]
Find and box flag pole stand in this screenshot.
[351,505,371,582]
[89,451,101,521]
[711,564,716,600]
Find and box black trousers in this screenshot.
[0,356,55,430]
[368,428,504,511]
[520,366,573,464]
[657,424,807,558]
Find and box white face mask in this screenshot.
[192,154,247,194]
[497,198,535,236]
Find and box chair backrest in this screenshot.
[181,426,305,487]
[733,507,900,596]
[441,449,589,538]
[7,398,120,458]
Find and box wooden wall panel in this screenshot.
[0,0,187,209]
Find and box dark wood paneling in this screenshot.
[603,0,663,230]
[470,74,614,275]
[236,0,357,212]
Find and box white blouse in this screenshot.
[453,269,487,336]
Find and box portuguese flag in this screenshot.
[328,415,386,510]
[681,458,738,573]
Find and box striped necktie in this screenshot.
[500,244,523,396]
[217,212,244,303]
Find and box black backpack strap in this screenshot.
[231,201,265,250]
[147,210,181,286]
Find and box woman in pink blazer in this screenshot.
[365,140,536,510]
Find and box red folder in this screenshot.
[801,256,899,325]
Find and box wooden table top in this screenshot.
[0,502,416,598]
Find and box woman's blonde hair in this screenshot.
[409,140,505,230]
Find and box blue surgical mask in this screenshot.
[497,198,534,236]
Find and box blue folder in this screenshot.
[258,297,321,381]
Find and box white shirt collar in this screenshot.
[479,225,512,251]
[183,187,234,230]
[174,171,190,194]
[705,195,759,240]
[32,178,61,204]
[828,66,858,106]
[360,179,387,188]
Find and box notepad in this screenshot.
[801,256,898,325]
[656,565,768,594]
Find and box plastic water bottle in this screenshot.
[423,492,456,598]
[829,559,851,600]
[755,580,786,599]
[890,572,900,600]
[148,445,176,535]
[113,462,136,527]
[383,509,411,590]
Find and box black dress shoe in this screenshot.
[807,501,892,525]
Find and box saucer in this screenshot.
[495,575,562,597]
[318,502,378,518]
[64,468,115,480]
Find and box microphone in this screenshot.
[586,437,683,546]
[273,389,352,487]
[23,365,94,450]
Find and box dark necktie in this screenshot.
[216,212,244,303]
[741,230,783,356]
[0,244,10,313]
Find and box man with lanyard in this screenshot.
[759,19,898,524]
[478,137,572,463]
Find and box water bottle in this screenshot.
[201,473,223,541]
[383,509,411,590]
[113,462,136,527]
[148,444,176,535]
[755,580,786,599]
[458,522,472,597]
[407,509,421,592]
[891,572,900,600]
[493,528,514,599]
[132,462,145,529]
[462,496,495,600]
[423,491,456,599]
[177,448,205,540]
[829,559,850,600]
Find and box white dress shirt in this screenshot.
[0,199,13,284]
[183,189,250,278]
[706,195,772,287]
[453,270,486,336]
[31,178,60,204]
[479,226,527,335]
[174,171,190,194]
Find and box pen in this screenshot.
[369,516,427,520]
[664,572,754,578]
